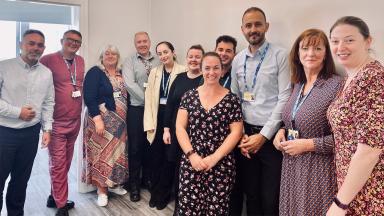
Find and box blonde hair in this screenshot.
[96,44,122,72]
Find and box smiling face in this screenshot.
[20,33,45,66]
[134,33,151,57]
[202,55,223,85]
[330,24,371,69]
[186,48,203,72]
[299,38,326,73]
[102,48,119,68]
[61,32,82,56]
[241,10,269,47]
[156,43,175,67]
[215,41,235,68]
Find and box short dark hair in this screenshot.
[215,35,237,53]
[289,29,336,84]
[187,44,205,56]
[242,7,266,22]
[23,29,45,39]
[63,29,82,39]
[330,16,370,39]
[200,52,223,70]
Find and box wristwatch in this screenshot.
[333,196,349,210]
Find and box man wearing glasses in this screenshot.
[40,30,85,216]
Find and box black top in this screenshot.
[83,66,117,117]
[220,67,232,90]
[164,72,202,128]
[160,68,171,99]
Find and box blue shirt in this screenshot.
[231,41,291,139]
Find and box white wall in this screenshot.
[149,0,384,66]
[87,0,151,67]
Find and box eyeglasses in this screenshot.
[64,38,82,45]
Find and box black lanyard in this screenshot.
[161,70,171,98]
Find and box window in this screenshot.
[0,1,79,61]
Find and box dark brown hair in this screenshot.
[330,16,370,39]
[187,44,205,56]
[242,7,266,22]
[289,29,336,84]
[200,52,223,70]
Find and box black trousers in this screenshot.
[127,105,150,190]
[230,123,282,216]
[0,124,40,216]
[149,105,167,202]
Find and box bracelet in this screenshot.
[185,149,196,157]
[333,196,349,210]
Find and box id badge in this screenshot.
[287,129,299,140]
[143,82,149,88]
[159,97,167,105]
[243,91,255,102]
[113,91,122,98]
[72,90,81,98]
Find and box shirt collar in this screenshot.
[136,52,155,61]
[17,56,41,69]
[245,40,269,58]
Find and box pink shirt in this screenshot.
[40,51,85,120]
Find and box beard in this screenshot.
[247,32,266,47]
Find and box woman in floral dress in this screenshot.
[327,16,384,216]
[176,52,243,215]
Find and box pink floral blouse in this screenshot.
[327,60,384,215]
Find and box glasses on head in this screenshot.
[64,38,82,45]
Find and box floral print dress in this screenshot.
[327,60,384,215]
[177,89,242,216]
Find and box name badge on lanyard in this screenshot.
[63,57,79,98]
[72,90,81,98]
[289,83,314,140]
[113,91,122,98]
[242,43,270,102]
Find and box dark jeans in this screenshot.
[127,105,150,190]
[0,124,40,216]
[230,123,282,216]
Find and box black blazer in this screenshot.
[83,66,116,117]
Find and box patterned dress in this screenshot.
[178,89,242,216]
[83,73,129,188]
[279,76,342,216]
[327,60,384,215]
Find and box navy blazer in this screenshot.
[83,66,116,117]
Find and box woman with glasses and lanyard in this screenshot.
[143,41,186,210]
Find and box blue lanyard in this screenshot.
[291,83,314,121]
[243,43,270,92]
[223,76,230,88]
[162,70,171,98]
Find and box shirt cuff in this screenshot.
[10,106,22,119]
[260,127,274,140]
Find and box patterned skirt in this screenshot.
[82,103,128,188]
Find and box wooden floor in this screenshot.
[1,146,174,216]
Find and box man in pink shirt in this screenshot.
[40,30,85,216]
